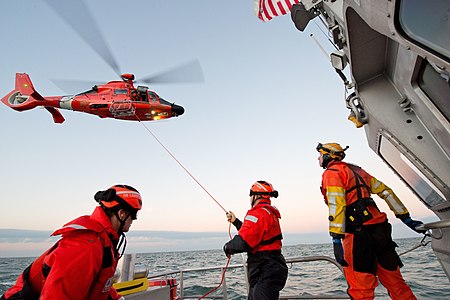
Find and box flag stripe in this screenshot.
[255,0,300,22]
[277,2,287,15]
[268,1,278,16]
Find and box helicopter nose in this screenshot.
[171,104,185,116]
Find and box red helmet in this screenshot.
[95,184,142,214]
[249,181,278,199]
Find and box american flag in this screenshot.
[254,0,301,22]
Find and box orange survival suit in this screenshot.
[224,200,288,300]
[321,161,417,300]
[1,206,122,300]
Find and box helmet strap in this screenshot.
[114,210,131,235]
[322,154,333,169]
[251,195,261,207]
[116,232,127,259]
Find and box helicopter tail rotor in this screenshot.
[1,73,65,124]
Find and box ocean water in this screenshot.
[1,237,448,299]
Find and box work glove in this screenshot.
[398,213,426,234]
[332,237,348,267]
[226,211,236,223]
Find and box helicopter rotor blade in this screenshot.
[43,0,121,77]
[137,59,204,84]
[50,79,103,95]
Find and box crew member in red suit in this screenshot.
[317,142,426,300]
[1,184,143,300]
[224,180,288,300]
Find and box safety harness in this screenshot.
[344,164,380,232]
[259,233,283,245]
[256,204,283,249]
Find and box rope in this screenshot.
[399,234,431,256]
[135,116,227,213]
[134,115,236,299]
[198,256,231,299]
[198,222,233,299]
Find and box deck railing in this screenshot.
[147,255,349,299]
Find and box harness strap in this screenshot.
[346,165,380,211]
[346,165,372,199]
[343,164,383,233]
[259,233,283,245]
[346,184,369,194]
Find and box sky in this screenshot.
[0,0,435,256]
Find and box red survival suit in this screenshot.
[2,206,122,300]
[224,200,288,300]
[321,161,416,300]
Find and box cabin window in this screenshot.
[379,133,447,208]
[417,61,450,123]
[114,89,128,95]
[397,0,450,60]
[148,91,160,102]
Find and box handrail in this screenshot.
[285,255,345,272]
[146,255,349,299]
[416,219,450,231]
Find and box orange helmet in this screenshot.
[95,185,142,218]
[249,181,278,199]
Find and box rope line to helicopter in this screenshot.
[134,115,235,298]
[134,115,227,213]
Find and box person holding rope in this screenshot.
[317,142,426,300]
[223,180,288,300]
[1,184,142,300]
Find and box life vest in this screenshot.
[325,161,387,231]
[3,209,120,300]
[239,201,283,253]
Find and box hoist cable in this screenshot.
[134,114,237,299]
[135,116,227,213]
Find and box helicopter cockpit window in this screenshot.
[114,89,128,95]
[148,91,160,102]
[397,0,450,60]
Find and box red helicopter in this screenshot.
[1,72,185,124]
[1,0,202,124]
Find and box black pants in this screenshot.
[352,221,403,274]
[247,251,288,300]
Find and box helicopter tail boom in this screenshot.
[1,73,65,123]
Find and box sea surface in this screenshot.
[1,237,448,299]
